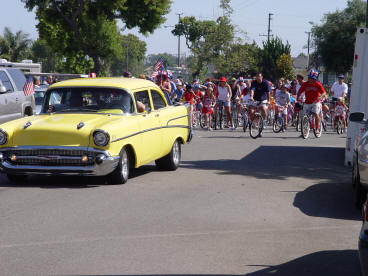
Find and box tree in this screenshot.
[215,42,260,77]
[110,33,147,76]
[0,27,32,62]
[311,0,366,73]
[22,0,171,75]
[30,39,63,72]
[275,53,294,80]
[259,37,291,81]
[172,15,234,78]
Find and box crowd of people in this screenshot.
[143,69,349,136]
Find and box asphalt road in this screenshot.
[0,127,361,276]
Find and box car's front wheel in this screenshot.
[7,174,28,183]
[155,139,181,171]
[106,147,130,185]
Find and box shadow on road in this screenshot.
[64,251,359,276]
[182,146,360,220]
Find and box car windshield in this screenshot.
[42,87,135,114]
[34,90,46,105]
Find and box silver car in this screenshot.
[0,68,35,123]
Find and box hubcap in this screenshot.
[173,142,180,165]
[121,150,128,179]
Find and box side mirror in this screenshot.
[349,112,365,122]
[0,85,6,93]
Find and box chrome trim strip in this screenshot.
[166,115,189,126]
[15,156,90,161]
[0,146,111,157]
[111,125,189,143]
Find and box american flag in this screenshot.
[154,57,164,72]
[23,76,34,96]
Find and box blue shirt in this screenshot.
[250,79,271,101]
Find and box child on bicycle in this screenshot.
[334,97,348,130]
[275,84,291,130]
[202,86,216,130]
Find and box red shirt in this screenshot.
[299,81,325,104]
[183,91,194,103]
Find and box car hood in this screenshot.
[10,113,123,147]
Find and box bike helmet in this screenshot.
[123,71,131,78]
[308,69,319,80]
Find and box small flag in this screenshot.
[23,76,34,97]
[154,57,164,72]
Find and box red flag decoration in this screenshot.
[23,76,34,97]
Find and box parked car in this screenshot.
[0,68,35,123]
[359,196,368,275]
[0,78,192,184]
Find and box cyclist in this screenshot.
[275,84,291,131]
[215,77,233,128]
[297,69,326,136]
[334,97,348,130]
[330,74,348,118]
[202,86,216,130]
[249,72,271,122]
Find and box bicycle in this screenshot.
[214,101,231,130]
[200,104,216,129]
[273,105,287,133]
[301,103,323,139]
[231,101,239,129]
[239,102,250,132]
[248,100,265,139]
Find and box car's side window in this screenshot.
[0,71,14,92]
[151,90,167,110]
[134,90,151,113]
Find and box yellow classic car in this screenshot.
[0,78,193,184]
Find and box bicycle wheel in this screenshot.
[200,113,207,129]
[243,114,249,132]
[337,119,344,135]
[313,119,322,138]
[301,116,310,139]
[250,114,263,139]
[273,116,283,133]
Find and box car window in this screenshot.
[151,90,167,110]
[0,71,14,92]
[134,90,151,113]
[6,69,25,91]
[43,88,134,114]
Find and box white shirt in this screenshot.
[217,86,230,101]
[275,91,290,106]
[331,82,348,98]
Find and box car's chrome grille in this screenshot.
[4,149,97,167]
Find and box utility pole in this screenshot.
[176,13,183,67]
[260,13,274,42]
[267,13,273,42]
[306,31,311,69]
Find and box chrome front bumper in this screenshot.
[0,146,119,176]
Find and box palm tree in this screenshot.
[0,27,32,62]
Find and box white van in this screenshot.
[345,27,368,167]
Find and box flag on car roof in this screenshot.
[23,76,34,96]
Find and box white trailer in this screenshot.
[345,27,368,166]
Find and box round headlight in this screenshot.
[0,129,8,145]
[93,130,110,147]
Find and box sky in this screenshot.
[0,0,351,57]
